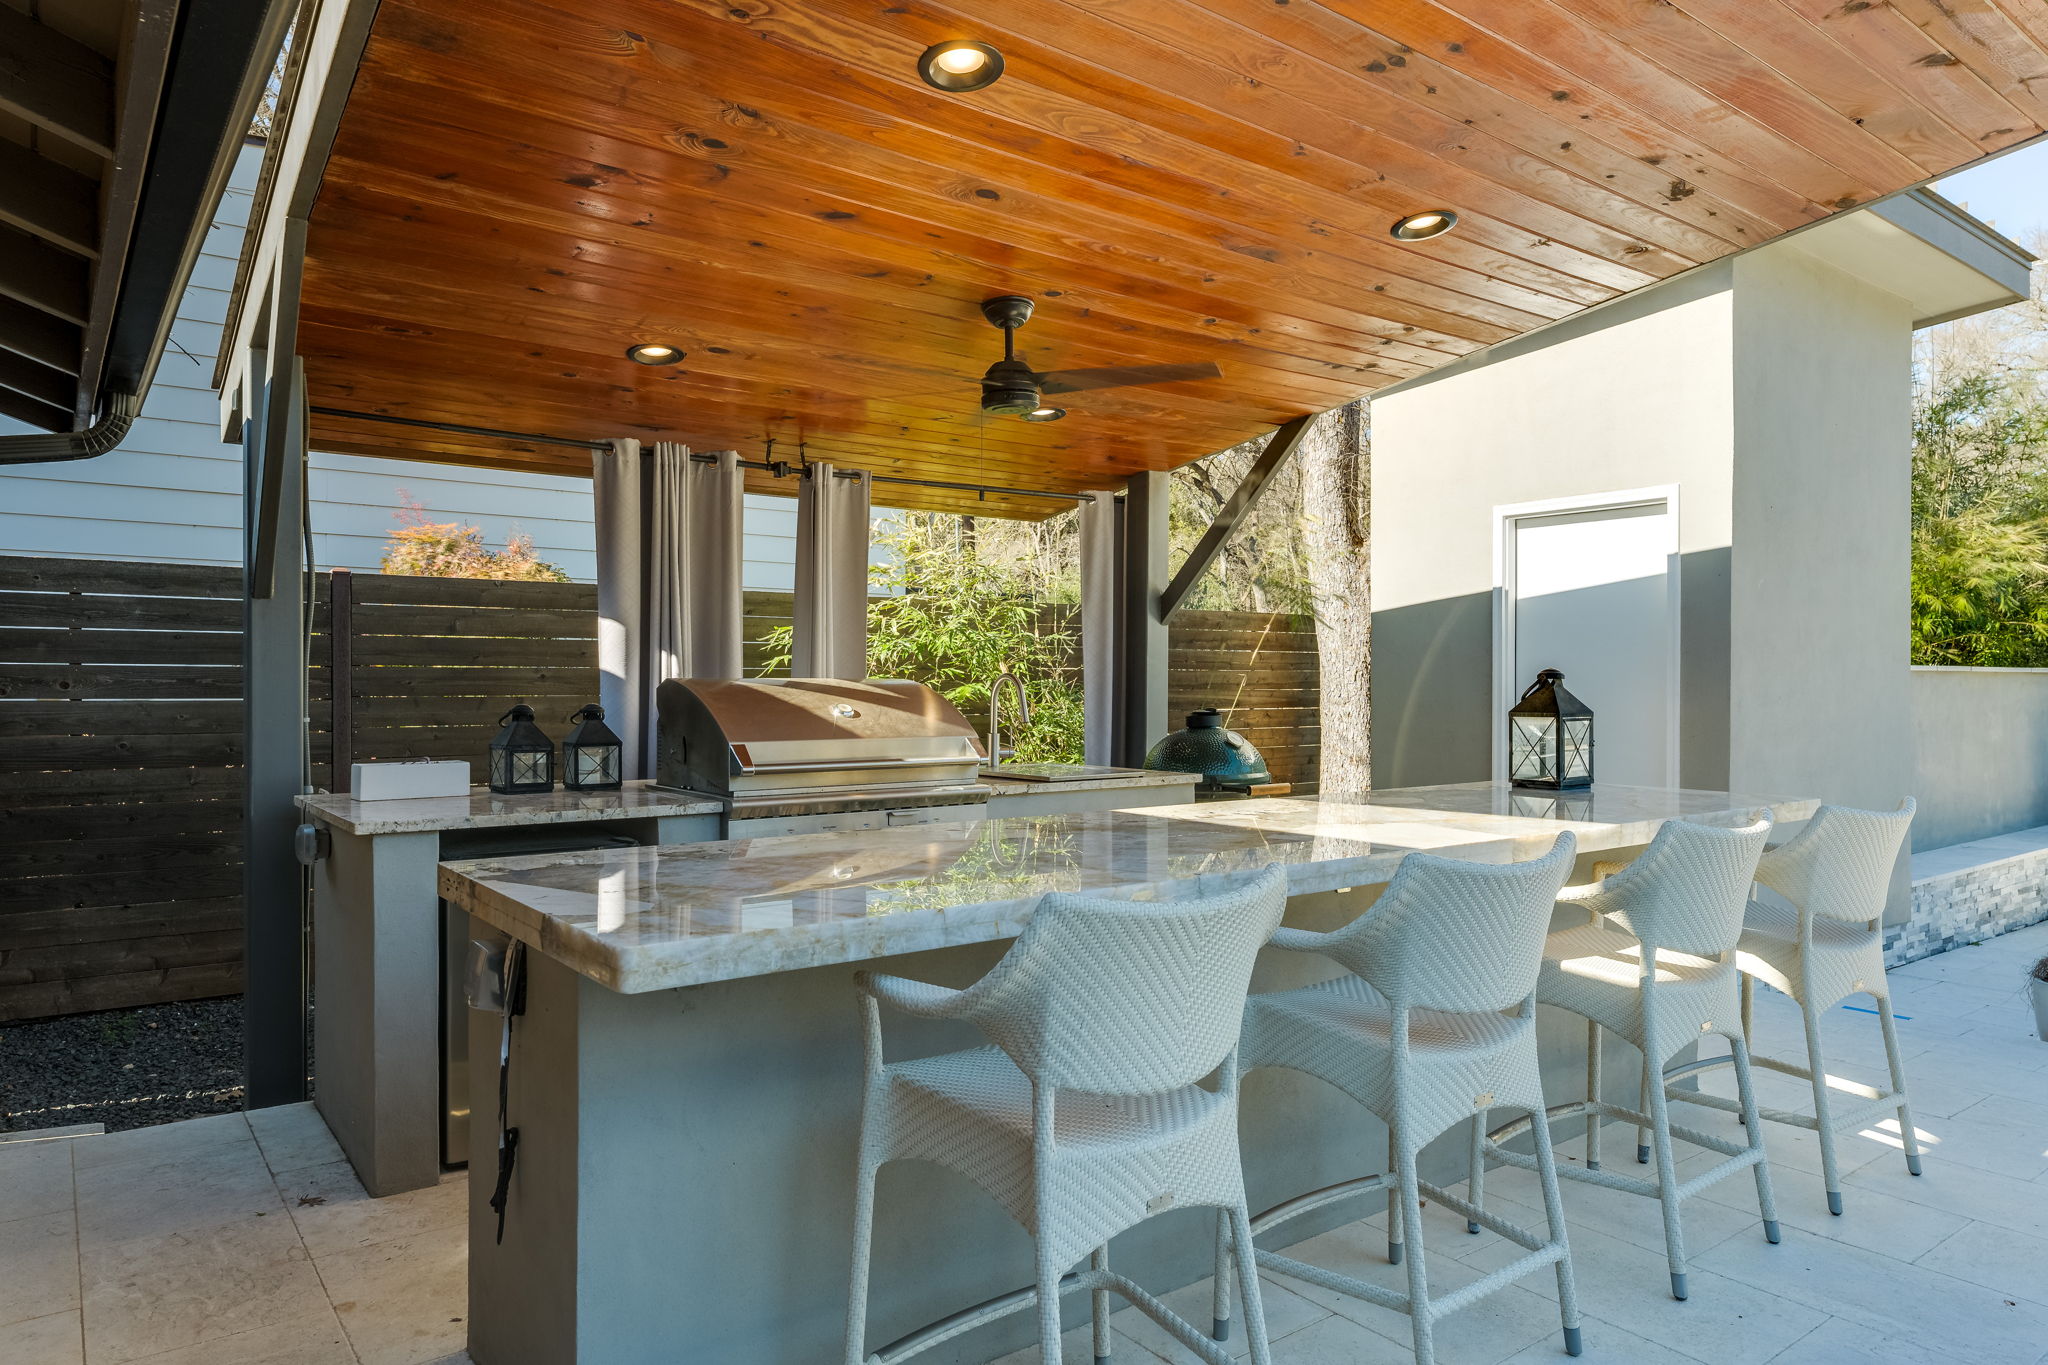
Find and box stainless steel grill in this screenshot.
[653,677,990,830]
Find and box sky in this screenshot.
[1937,138,2048,244]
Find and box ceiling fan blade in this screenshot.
[1036,362,1222,395]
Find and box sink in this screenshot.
[980,763,1142,783]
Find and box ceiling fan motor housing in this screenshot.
[980,357,1043,414]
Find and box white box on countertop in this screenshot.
[351,760,471,801]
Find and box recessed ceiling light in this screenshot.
[1021,406,1066,423]
[918,41,1004,92]
[1390,210,1458,241]
[625,343,684,366]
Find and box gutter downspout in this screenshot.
[0,391,143,463]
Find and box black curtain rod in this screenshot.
[312,406,1092,504]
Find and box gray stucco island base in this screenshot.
[440,786,1815,1364]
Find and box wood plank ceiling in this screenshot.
[302,0,2048,516]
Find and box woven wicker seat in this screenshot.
[844,870,1287,1365]
[1239,835,1584,1365]
[1700,800,1921,1217]
[1487,815,1781,1304]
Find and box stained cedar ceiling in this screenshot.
[301,0,2048,517]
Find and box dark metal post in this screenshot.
[330,567,354,791]
[1117,471,1169,768]
[243,346,311,1108]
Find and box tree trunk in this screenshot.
[1299,401,1371,795]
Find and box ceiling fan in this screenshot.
[967,296,1221,421]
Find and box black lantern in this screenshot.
[488,704,555,794]
[563,703,624,791]
[1508,668,1594,790]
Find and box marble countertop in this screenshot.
[980,767,1200,797]
[299,781,724,836]
[437,783,1816,994]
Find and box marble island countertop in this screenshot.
[299,780,724,836]
[436,783,1817,994]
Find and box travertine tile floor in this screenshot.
[4,921,2045,1364]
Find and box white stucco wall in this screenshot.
[1368,263,1737,790]
[1911,667,2048,851]
[1727,246,1916,815]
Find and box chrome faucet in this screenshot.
[987,671,1032,767]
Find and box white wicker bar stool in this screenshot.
[1484,816,1780,1303]
[1233,834,1583,1365]
[1673,800,1920,1217]
[843,869,1288,1365]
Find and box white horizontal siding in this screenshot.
[0,143,815,591]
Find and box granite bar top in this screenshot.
[980,767,1200,797]
[299,781,724,836]
[437,783,1815,995]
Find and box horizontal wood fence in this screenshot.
[0,558,297,1020]
[1169,610,1321,791]
[2,557,1322,1021]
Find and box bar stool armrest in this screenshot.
[1267,926,1333,955]
[856,970,973,1019]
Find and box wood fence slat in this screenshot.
[346,665,598,695]
[0,834,244,877]
[0,666,247,699]
[353,695,594,726]
[0,960,244,1023]
[0,929,245,985]
[0,592,245,631]
[0,628,246,665]
[351,603,601,639]
[0,733,332,769]
[2,864,243,915]
[351,574,599,610]
[349,635,593,667]
[0,898,242,948]
[0,699,244,737]
[0,765,244,805]
[0,801,244,842]
[0,559,245,596]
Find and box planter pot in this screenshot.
[2033,976,2048,1043]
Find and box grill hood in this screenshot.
[654,677,988,804]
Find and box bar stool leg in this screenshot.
[1091,1246,1111,1364]
[843,1154,879,1365]
[1386,1125,1404,1265]
[1740,972,1755,1044]
[1394,1135,1437,1365]
[1585,1019,1603,1172]
[1034,1236,1063,1365]
[1729,1033,1781,1244]
[1636,1054,1652,1166]
[1227,1201,1275,1365]
[1641,1037,1691,1300]
[1211,1211,1233,1341]
[1467,1109,1486,1234]
[1876,996,1923,1177]
[1526,1099,1584,1357]
[1798,995,1845,1215]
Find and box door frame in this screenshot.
[1491,485,1682,786]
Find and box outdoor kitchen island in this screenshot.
[437,783,1818,1365]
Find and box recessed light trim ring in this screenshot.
[918,40,1005,92]
[1390,209,1459,241]
[625,343,685,366]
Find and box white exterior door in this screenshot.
[1498,493,1679,788]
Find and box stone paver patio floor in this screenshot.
[3,921,2044,1365]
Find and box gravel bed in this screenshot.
[0,997,248,1134]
